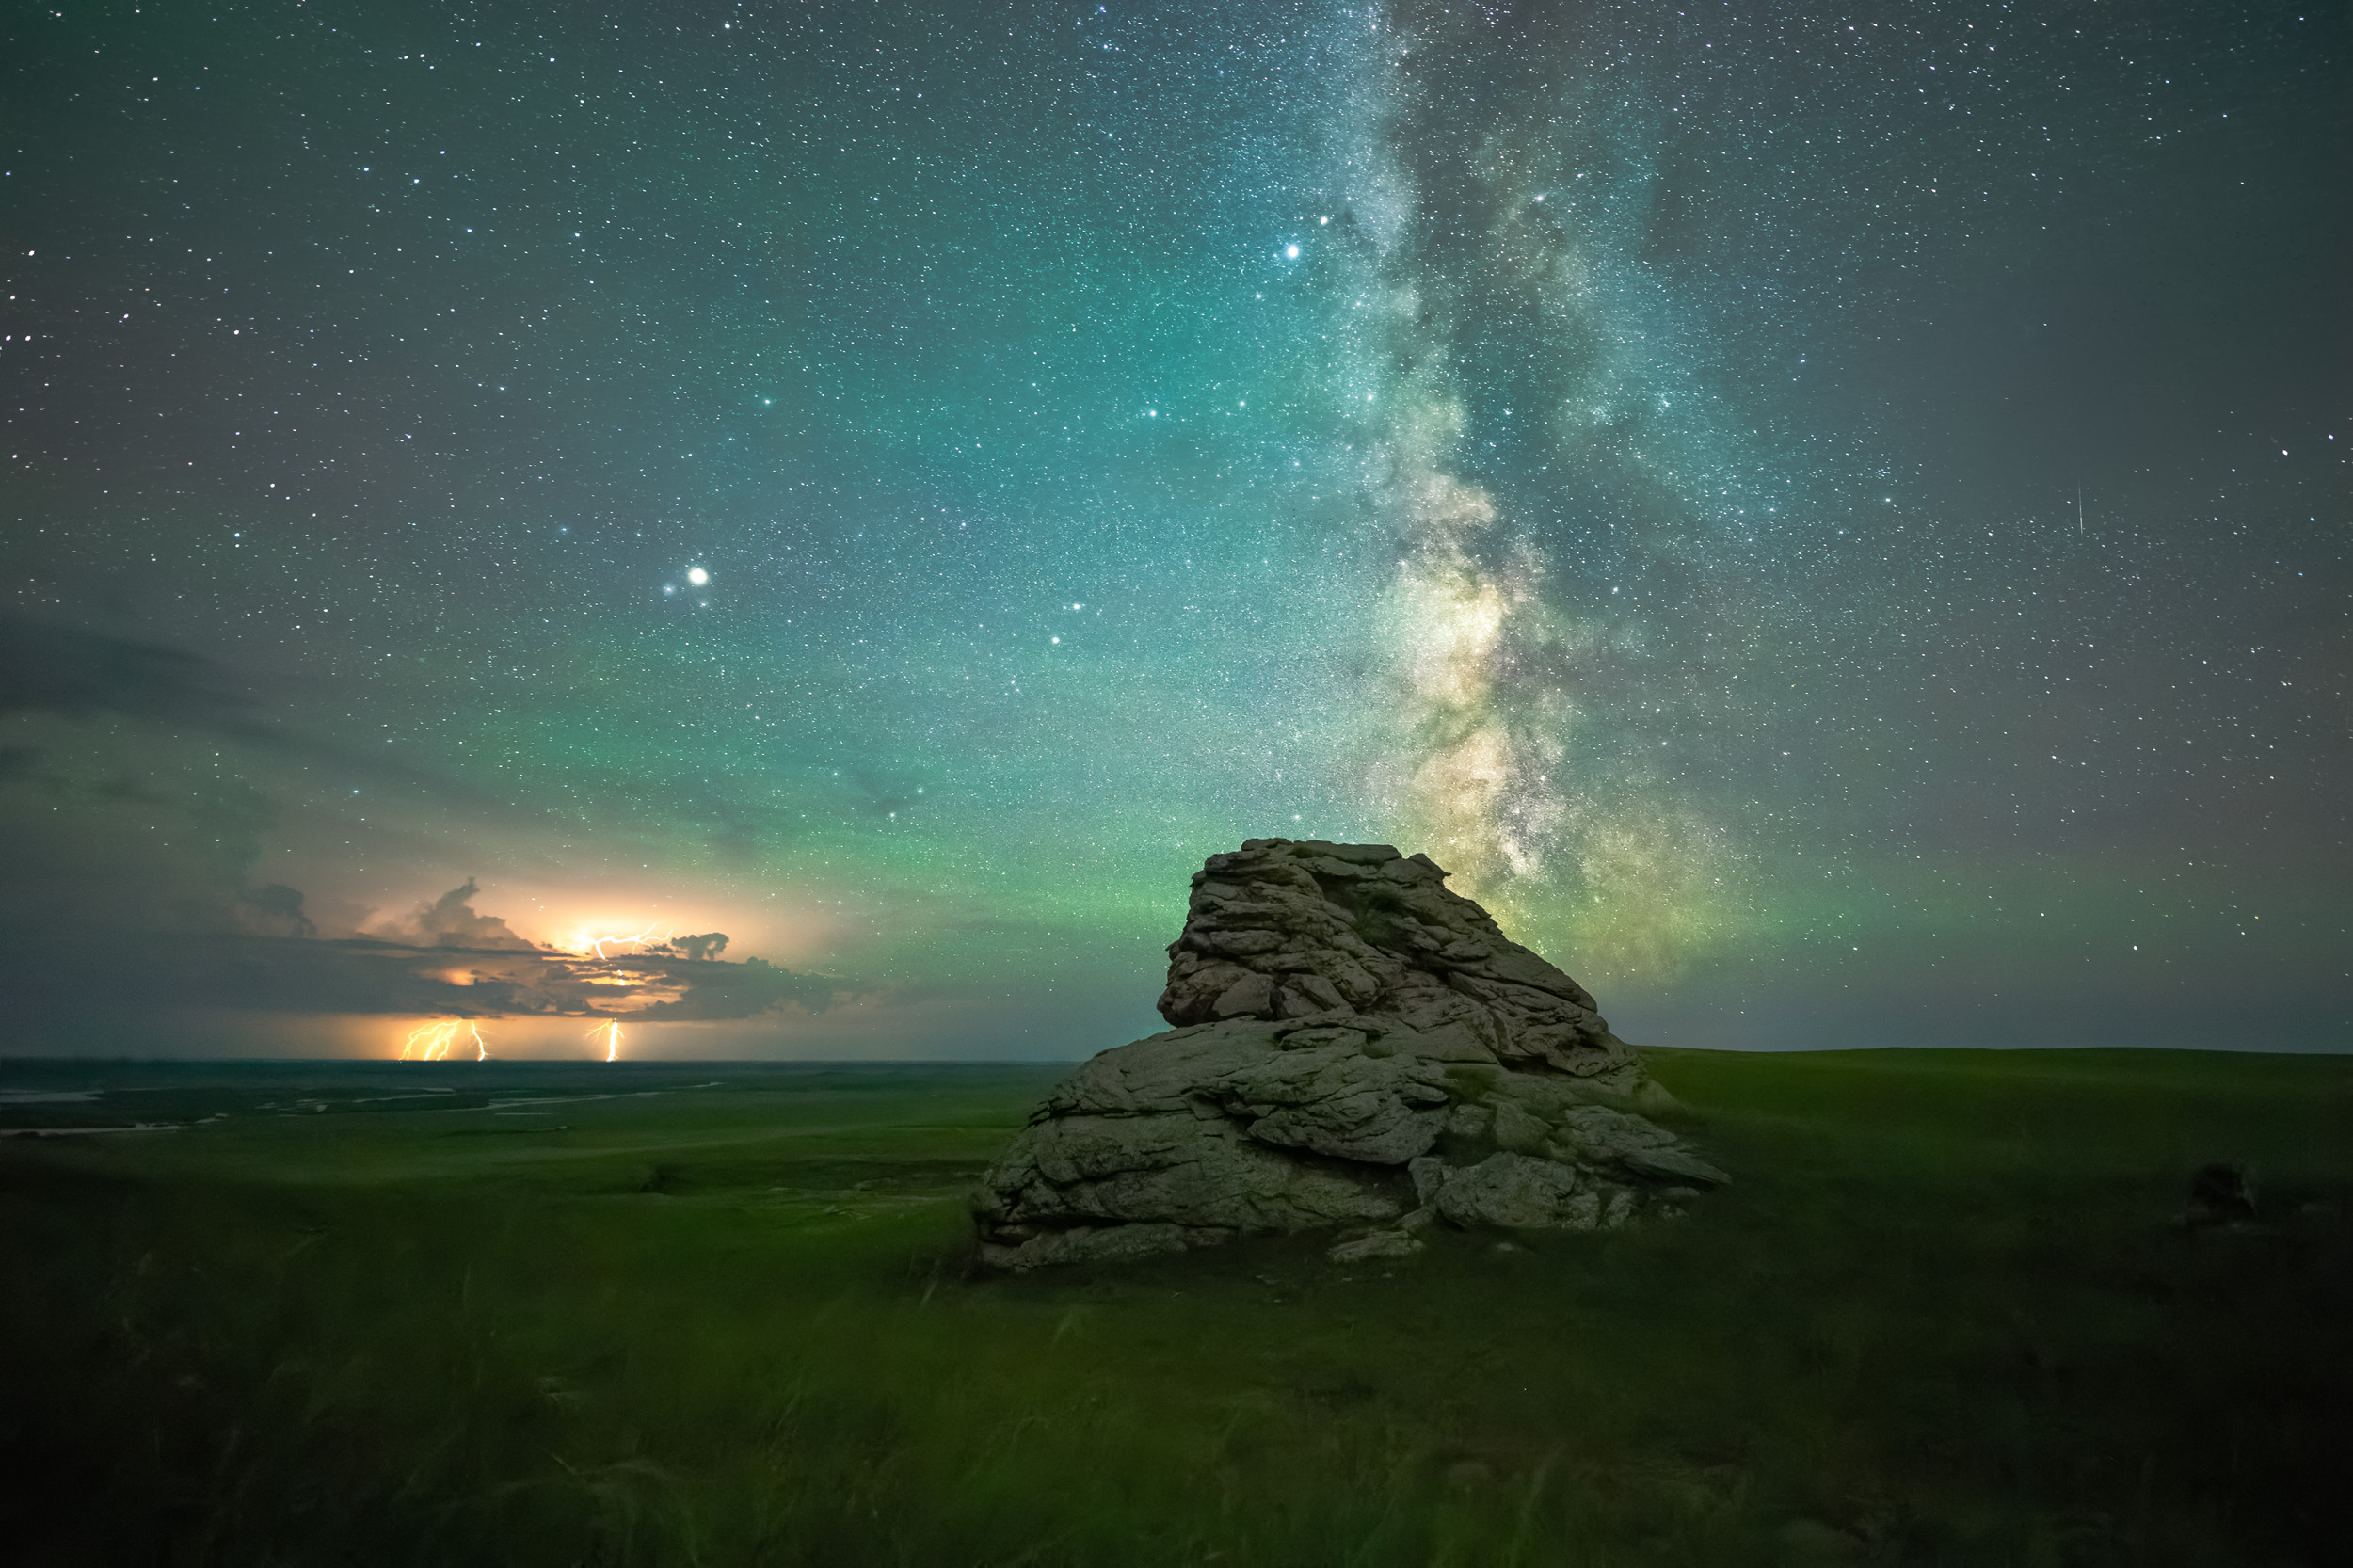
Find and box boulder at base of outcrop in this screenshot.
[973,839,1726,1271]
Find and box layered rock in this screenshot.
[973,839,1725,1270]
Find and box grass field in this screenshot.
[1,1048,2346,1567]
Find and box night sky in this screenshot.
[3,0,2345,1060]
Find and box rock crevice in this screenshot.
[974,839,1723,1270]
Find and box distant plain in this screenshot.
[2,1048,2346,1566]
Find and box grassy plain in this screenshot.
[1,1048,2346,1567]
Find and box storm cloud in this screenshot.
[370,878,538,952]
[9,925,853,1032]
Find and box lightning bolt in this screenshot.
[590,1018,623,1062]
[402,1019,492,1061]
[577,924,671,960]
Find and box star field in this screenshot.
[2,0,2345,1057]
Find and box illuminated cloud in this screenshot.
[371,878,539,952]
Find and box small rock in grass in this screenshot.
[1326,1229,1423,1265]
[2185,1162,2256,1226]
[1778,1518,1864,1559]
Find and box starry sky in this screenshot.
[3,0,2345,1060]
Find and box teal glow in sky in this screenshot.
[2,1,2345,1058]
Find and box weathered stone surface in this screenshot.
[974,839,1725,1269]
[1327,1228,1427,1265]
[1417,1152,1599,1230]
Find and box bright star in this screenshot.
[687,567,709,585]
[1285,244,1300,259]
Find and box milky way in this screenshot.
[1,1,2344,1057]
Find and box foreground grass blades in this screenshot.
[1,1050,2346,1566]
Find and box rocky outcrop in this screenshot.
[973,839,1725,1270]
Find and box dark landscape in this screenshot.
[5,1048,2347,1566]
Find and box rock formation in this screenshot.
[973,839,1726,1270]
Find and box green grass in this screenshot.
[1,1049,2346,1566]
